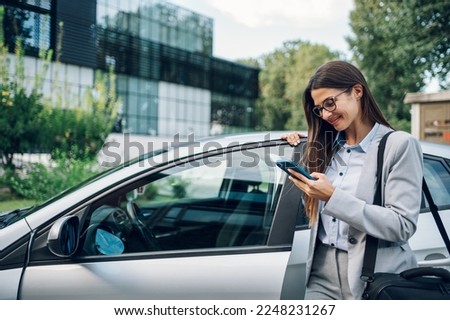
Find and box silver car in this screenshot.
[1,132,449,299]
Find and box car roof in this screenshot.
[3,131,448,247]
[21,132,292,230]
[195,131,287,145]
[103,131,447,167]
[198,132,449,159]
[419,140,450,158]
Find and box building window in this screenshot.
[96,0,213,56]
[1,3,51,55]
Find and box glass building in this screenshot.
[0,0,259,137]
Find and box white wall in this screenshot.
[10,54,94,107]
[158,81,211,137]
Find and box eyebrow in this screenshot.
[314,96,333,108]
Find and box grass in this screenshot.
[0,184,37,211]
[0,199,38,211]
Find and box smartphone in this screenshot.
[275,159,316,180]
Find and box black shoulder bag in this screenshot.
[361,131,450,300]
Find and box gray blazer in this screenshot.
[305,124,424,299]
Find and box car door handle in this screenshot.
[418,256,450,267]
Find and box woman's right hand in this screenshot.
[281,132,305,146]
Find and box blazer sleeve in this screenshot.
[322,132,423,242]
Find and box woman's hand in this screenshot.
[281,132,305,146]
[288,170,335,202]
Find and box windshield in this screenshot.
[0,206,33,229]
[0,137,279,229]
[0,147,171,229]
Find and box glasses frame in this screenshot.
[312,87,351,117]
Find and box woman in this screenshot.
[282,61,423,299]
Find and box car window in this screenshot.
[79,144,293,256]
[423,157,450,209]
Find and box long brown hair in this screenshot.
[302,61,391,225]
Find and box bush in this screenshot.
[9,155,100,202]
[41,70,120,162]
[0,13,120,167]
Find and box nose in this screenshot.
[321,108,334,119]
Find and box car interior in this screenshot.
[79,146,289,256]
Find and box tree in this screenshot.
[285,43,340,130]
[255,40,340,131]
[0,7,120,167]
[257,42,295,131]
[41,69,120,161]
[348,0,450,131]
[411,0,450,88]
[0,6,51,168]
[0,83,45,168]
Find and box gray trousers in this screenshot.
[304,242,354,300]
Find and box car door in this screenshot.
[409,153,450,269]
[277,143,311,300]
[19,141,303,299]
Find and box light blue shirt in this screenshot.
[318,123,380,251]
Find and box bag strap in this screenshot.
[360,131,393,281]
[422,178,450,253]
[361,131,450,282]
[373,131,393,206]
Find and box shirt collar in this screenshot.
[335,123,380,153]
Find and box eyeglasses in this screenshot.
[312,88,351,117]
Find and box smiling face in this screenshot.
[311,85,363,132]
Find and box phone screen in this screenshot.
[275,159,316,180]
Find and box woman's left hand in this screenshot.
[281,132,304,146]
[288,170,335,202]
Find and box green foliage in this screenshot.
[0,198,36,211]
[0,7,120,166]
[410,0,450,88]
[0,83,45,167]
[142,184,158,200]
[285,44,341,130]
[8,156,99,201]
[348,0,450,125]
[168,176,189,199]
[0,34,51,167]
[257,43,294,130]
[255,40,340,131]
[389,116,411,133]
[41,70,120,160]
[0,6,120,202]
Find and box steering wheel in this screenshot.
[125,191,160,251]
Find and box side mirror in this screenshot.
[47,216,80,257]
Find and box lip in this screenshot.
[327,115,341,127]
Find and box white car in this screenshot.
[1,132,449,299]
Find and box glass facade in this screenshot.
[96,0,213,55]
[117,75,159,135]
[1,0,259,137]
[1,0,52,55]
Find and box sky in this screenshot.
[166,0,355,61]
